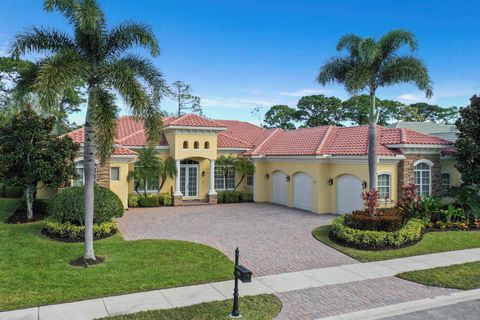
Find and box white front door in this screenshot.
[272,171,288,206]
[293,173,312,211]
[336,175,364,214]
[180,164,198,198]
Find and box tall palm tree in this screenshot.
[216,154,237,191]
[11,0,165,261]
[127,148,162,197]
[317,30,432,192]
[158,157,176,193]
[233,158,254,192]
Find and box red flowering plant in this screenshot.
[362,189,380,216]
[396,183,422,219]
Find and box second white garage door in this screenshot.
[293,173,313,211]
[272,171,288,206]
[336,174,364,214]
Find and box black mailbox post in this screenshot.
[230,248,252,318]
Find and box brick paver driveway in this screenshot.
[118,203,356,276]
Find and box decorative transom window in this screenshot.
[133,165,159,193]
[204,141,210,149]
[414,161,432,197]
[194,141,199,149]
[183,141,189,149]
[73,160,97,186]
[246,174,254,186]
[377,174,391,200]
[214,165,235,190]
[441,173,451,196]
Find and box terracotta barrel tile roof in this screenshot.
[165,114,226,128]
[112,147,137,156]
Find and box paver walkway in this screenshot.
[2,248,479,320]
[118,203,356,275]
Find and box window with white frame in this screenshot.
[73,160,97,186]
[377,173,391,200]
[414,161,432,197]
[214,165,235,190]
[110,167,120,181]
[133,165,159,193]
[246,174,254,186]
[441,172,451,196]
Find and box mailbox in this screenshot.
[234,264,252,283]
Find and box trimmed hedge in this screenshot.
[344,209,405,232]
[47,185,124,225]
[330,216,424,249]
[44,218,117,242]
[217,191,253,203]
[158,193,173,206]
[128,193,140,207]
[129,193,173,207]
[138,196,159,207]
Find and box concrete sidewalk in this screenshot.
[1,248,479,320]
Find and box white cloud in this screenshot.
[396,93,427,103]
[202,97,281,109]
[278,88,332,97]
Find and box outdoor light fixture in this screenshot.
[265,173,270,180]
[362,181,367,189]
[230,248,252,318]
[328,178,334,186]
[202,171,205,177]
[286,175,290,182]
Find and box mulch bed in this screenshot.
[69,256,105,267]
[41,228,117,243]
[4,210,46,224]
[328,230,425,251]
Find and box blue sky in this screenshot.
[1,0,479,125]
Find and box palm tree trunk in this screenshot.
[83,88,96,261]
[368,92,378,191]
[24,186,34,220]
[233,175,245,192]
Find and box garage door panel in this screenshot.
[272,171,288,206]
[337,175,363,214]
[293,173,312,211]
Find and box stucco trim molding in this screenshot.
[414,159,435,167]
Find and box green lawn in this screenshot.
[313,225,480,262]
[99,295,282,320]
[398,262,480,290]
[0,198,233,311]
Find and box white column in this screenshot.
[174,159,183,196]
[208,159,217,195]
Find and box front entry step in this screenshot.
[182,200,209,206]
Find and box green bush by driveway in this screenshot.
[0,198,233,311]
[100,295,282,320]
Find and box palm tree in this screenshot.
[216,154,237,191]
[127,148,162,197]
[158,157,176,193]
[11,0,165,261]
[317,30,432,192]
[233,158,255,191]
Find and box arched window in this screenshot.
[183,141,189,149]
[204,141,210,149]
[194,141,199,149]
[73,160,97,186]
[377,173,391,200]
[414,160,432,197]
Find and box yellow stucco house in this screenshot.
[40,114,458,214]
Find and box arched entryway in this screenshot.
[336,174,363,214]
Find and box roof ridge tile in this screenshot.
[249,128,283,155]
[315,126,334,155]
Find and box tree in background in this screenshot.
[11,0,165,262]
[454,95,480,185]
[168,80,202,117]
[409,102,459,124]
[233,158,255,191]
[263,104,297,129]
[317,30,432,192]
[296,95,343,127]
[0,108,78,219]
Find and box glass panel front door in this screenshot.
[180,165,198,197]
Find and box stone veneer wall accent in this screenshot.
[397,153,442,199]
[96,158,110,188]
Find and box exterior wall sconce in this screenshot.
[265,173,270,180]
[202,171,205,177]
[328,178,334,186]
[362,181,367,189]
[286,175,290,182]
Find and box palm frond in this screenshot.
[73,0,106,35]
[9,27,76,57]
[142,104,164,147]
[344,65,372,95]
[91,87,117,164]
[358,38,379,66]
[316,57,354,85]
[43,0,76,24]
[34,49,88,110]
[106,22,160,58]
[336,34,362,56]
[378,56,433,98]
[379,29,417,59]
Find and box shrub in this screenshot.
[2,186,24,198]
[47,185,124,225]
[361,189,380,215]
[344,208,405,232]
[330,216,424,249]
[418,196,442,221]
[158,193,173,206]
[396,183,422,219]
[240,192,253,202]
[128,193,140,207]
[431,204,465,223]
[44,218,117,242]
[217,191,225,203]
[450,184,480,221]
[138,196,159,207]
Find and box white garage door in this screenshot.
[272,171,288,206]
[337,175,364,214]
[293,173,312,211]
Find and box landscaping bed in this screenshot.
[0,198,233,311]
[98,295,282,320]
[128,192,173,207]
[398,261,480,290]
[4,199,49,224]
